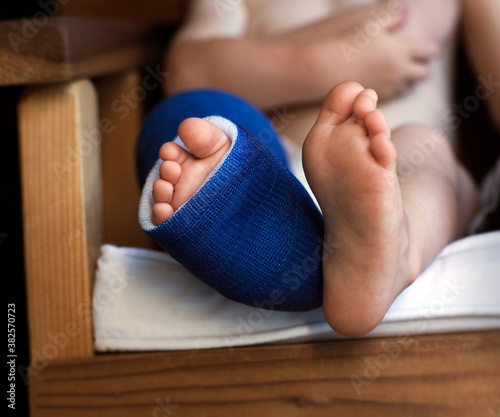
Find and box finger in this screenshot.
[411,40,441,62]
[406,61,431,83]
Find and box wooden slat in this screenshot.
[18,79,102,361]
[30,331,500,416]
[0,17,161,86]
[96,70,158,248]
[59,0,187,23]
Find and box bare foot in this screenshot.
[152,118,232,225]
[303,81,420,337]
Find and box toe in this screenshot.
[365,109,391,140]
[159,141,190,164]
[152,202,174,226]
[178,117,231,159]
[153,179,173,203]
[353,89,378,121]
[370,132,397,169]
[316,81,365,126]
[160,160,182,185]
[364,109,394,169]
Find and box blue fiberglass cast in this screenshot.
[138,90,325,311]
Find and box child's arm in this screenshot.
[462,0,500,132]
[164,0,339,109]
[165,0,439,110]
[165,34,322,110]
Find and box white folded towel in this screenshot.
[93,231,500,351]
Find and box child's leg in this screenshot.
[302,81,478,337]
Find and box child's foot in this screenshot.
[152,118,232,225]
[303,81,421,337]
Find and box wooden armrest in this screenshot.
[18,79,102,360]
[0,16,162,86]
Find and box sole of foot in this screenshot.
[303,81,420,337]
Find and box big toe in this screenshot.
[176,117,231,159]
[316,81,365,126]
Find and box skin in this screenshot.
[149,0,499,335]
[152,82,478,336]
[302,82,477,336]
[165,0,458,146]
[165,0,444,109]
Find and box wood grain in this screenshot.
[59,0,187,23]
[0,17,161,86]
[30,331,500,416]
[18,79,102,361]
[96,70,158,249]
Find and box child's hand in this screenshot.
[165,0,441,109]
[347,22,440,100]
[306,6,440,101]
